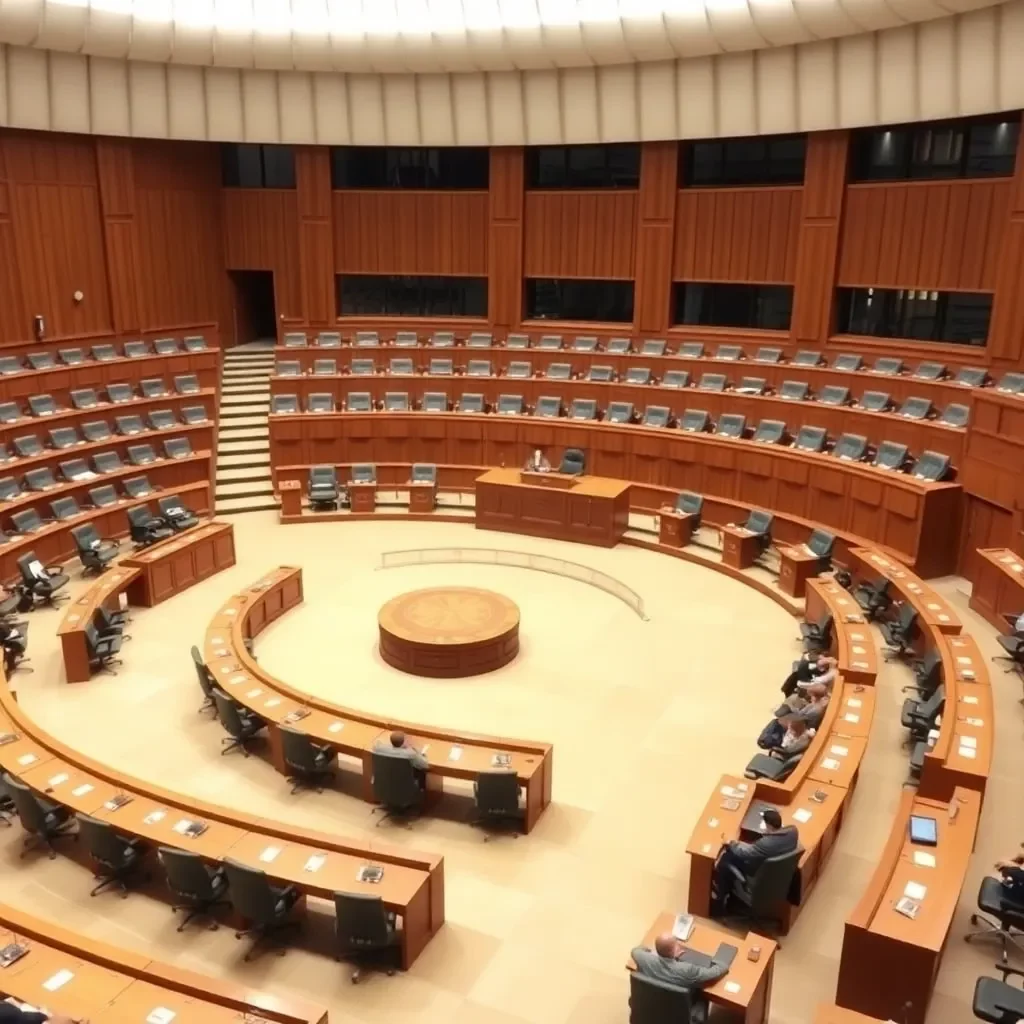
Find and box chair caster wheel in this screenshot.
[209,922,219,931]
[387,969,396,977]
[970,914,978,925]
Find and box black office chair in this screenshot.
[965,876,1024,963]
[158,846,230,931]
[472,771,524,839]
[71,523,120,576]
[743,749,804,782]
[222,858,300,960]
[993,633,1024,678]
[629,966,708,1024]
[85,622,123,673]
[334,892,401,983]
[158,494,199,531]
[191,645,217,714]
[722,847,803,933]
[853,577,891,621]
[676,491,703,531]
[76,813,146,897]
[371,752,425,827]
[308,465,339,510]
[743,510,774,557]
[908,648,943,695]
[559,448,586,475]
[805,528,836,572]
[900,685,945,741]
[17,553,70,607]
[880,602,919,660]
[3,773,74,858]
[974,964,1024,1022]
[212,688,265,756]
[126,506,174,547]
[280,726,334,793]
[799,612,834,653]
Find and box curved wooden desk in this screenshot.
[814,1005,885,1023]
[0,903,327,1024]
[0,667,444,969]
[969,547,1024,631]
[204,567,553,833]
[804,578,879,687]
[836,787,981,1024]
[268,412,961,578]
[57,566,140,682]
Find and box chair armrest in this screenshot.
[280,884,299,904]
[997,963,1024,984]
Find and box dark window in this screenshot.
[221,144,296,188]
[338,276,487,317]
[673,283,793,330]
[850,115,1020,181]
[525,279,634,322]
[681,135,806,187]
[836,288,991,346]
[330,147,489,189]
[526,145,640,188]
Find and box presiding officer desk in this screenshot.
[0,903,327,1024]
[836,787,982,1024]
[0,670,445,969]
[969,547,1024,631]
[205,566,554,832]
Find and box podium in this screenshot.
[409,481,436,512]
[779,546,821,598]
[721,525,762,570]
[349,481,377,513]
[658,508,694,548]
[279,479,302,517]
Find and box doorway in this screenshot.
[229,270,277,345]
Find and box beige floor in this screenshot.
[0,512,1018,1023]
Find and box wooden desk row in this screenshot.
[57,522,237,683]
[969,546,1024,632]
[0,672,445,970]
[204,567,553,832]
[268,413,962,578]
[0,348,220,405]
[0,903,326,1024]
[803,578,880,687]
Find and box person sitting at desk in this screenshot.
[756,697,806,750]
[0,1004,84,1024]
[373,730,429,772]
[797,684,830,729]
[777,716,813,756]
[523,449,551,473]
[631,933,730,990]
[781,654,837,698]
[995,845,1024,898]
[711,809,800,916]
[0,619,26,675]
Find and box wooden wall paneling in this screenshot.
[522,191,637,280]
[295,147,335,326]
[958,496,1014,579]
[488,148,524,330]
[634,142,678,335]
[986,139,1024,371]
[96,139,142,335]
[792,132,848,346]
[673,187,802,284]
[0,141,27,345]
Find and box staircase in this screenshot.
[214,341,276,515]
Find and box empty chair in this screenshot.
[428,358,453,376]
[159,493,199,530]
[913,361,947,380]
[466,359,492,377]
[472,771,525,838]
[115,414,145,435]
[752,419,786,444]
[606,402,635,424]
[127,505,171,546]
[0,356,22,375]
[410,463,437,484]
[506,361,533,379]
[792,425,828,452]
[13,435,43,458]
[537,335,562,350]
[94,452,124,474]
[805,528,836,569]
[76,814,145,896]
[271,395,299,414]
[280,726,334,793]
[872,356,903,375]
[49,426,79,450]
[466,332,492,348]
[545,363,572,380]
[0,402,21,423]
[26,352,56,370]
[568,398,598,420]
[901,685,945,740]
[222,858,299,960]
[496,395,524,415]
[351,464,377,484]
[283,332,308,348]
[383,392,409,412]
[127,444,158,465]
[677,341,704,359]
[183,335,207,351]
[629,967,708,1024]
[779,380,810,401]
[307,393,334,413]
[346,392,373,412]
[429,332,455,348]
[859,390,891,412]
[421,391,448,412]
[354,331,379,347]
[25,467,57,490]
[831,433,868,462]
[661,370,690,389]
[174,374,200,394]
[3,773,74,858]
[939,403,970,428]
[534,396,562,418]
[28,394,58,416]
[792,350,823,366]
[334,892,401,982]
[735,376,767,395]
[148,409,176,430]
[642,405,671,427]
[70,388,100,410]
[697,373,727,391]
[457,393,485,413]
[716,413,746,438]
[899,396,933,420]
[505,333,530,348]
[560,448,586,475]
[140,378,168,397]
[71,523,119,575]
[996,372,1024,394]
[0,478,25,501]
[572,336,599,352]
[10,510,44,535]
[123,341,150,358]
[874,441,909,470]
[833,353,863,371]
[191,645,218,714]
[308,466,339,510]
[880,602,919,659]
[605,337,631,354]
[276,360,301,377]
[212,688,266,756]
[911,451,952,481]
[754,346,784,363]
[640,339,666,356]
[316,331,342,348]
[625,367,651,385]
[743,510,774,555]
[675,491,703,528]
[679,409,711,433]
[723,847,803,931]
[387,357,414,375]
[153,337,181,354]
[60,459,92,483]
[18,553,70,606]
[50,497,81,521]
[123,476,156,499]
[715,344,744,361]
[955,366,988,388]
[163,437,192,460]
[89,485,119,507]
[586,365,615,382]
[106,383,133,403]
[314,358,338,376]
[181,404,209,424]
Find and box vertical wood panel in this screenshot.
[489,148,524,330]
[295,147,334,325]
[634,142,678,335]
[97,138,141,334]
[986,140,1024,370]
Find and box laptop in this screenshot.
[679,943,739,970]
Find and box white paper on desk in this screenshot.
[328,721,344,733]
[966,717,984,727]
[259,845,281,863]
[16,753,36,766]
[171,818,194,834]
[938,614,950,622]
[145,809,167,824]
[724,981,742,994]
[821,757,840,771]
[264,698,281,708]
[47,773,69,787]
[707,817,719,828]
[848,698,862,708]
[958,745,977,759]
[228,674,246,685]
[850,632,865,641]
[702,843,712,854]
[926,602,940,610]
[71,784,93,797]
[246,689,262,698]
[304,854,326,873]
[913,851,936,868]
[844,713,860,724]
[42,969,74,992]
[736,782,749,792]
[792,808,812,824]
[146,1008,177,1024]
[852,646,866,655]
[448,745,463,762]
[720,786,740,798]
[830,744,849,756]
[960,735,978,749]
[962,695,979,704]
[904,881,927,901]
[225,608,237,616]
[957,656,972,666]
[853,661,869,670]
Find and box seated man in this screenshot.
[756,697,807,750]
[798,684,830,729]
[995,845,1024,898]
[778,716,813,756]
[711,808,800,916]
[631,932,729,990]
[523,448,551,473]
[781,654,837,697]
[373,730,429,773]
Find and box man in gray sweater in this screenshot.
[631,933,729,989]
[373,730,429,771]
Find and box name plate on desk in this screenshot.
[519,470,576,490]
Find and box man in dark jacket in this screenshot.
[711,809,799,915]
[0,1006,82,1024]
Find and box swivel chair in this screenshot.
[720,847,802,933]
[334,892,401,983]
[308,466,339,510]
[965,875,1024,963]
[71,523,119,576]
[853,577,892,621]
[158,494,199,531]
[371,752,425,827]
[880,602,919,660]
[973,964,1024,1022]
[559,448,586,475]
[191,645,218,714]
[126,506,174,547]
[629,971,708,1024]
[676,491,703,530]
[280,726,335,793]
[17,553,69,607]
[472,771,524,839]
[222,858,300,960]
[76,813,146,897]
[158,846,230,931]
[212,688,266,756]
[3,773,75,858]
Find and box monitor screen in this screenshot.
[909,815,938,846]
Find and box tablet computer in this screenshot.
[909,814,938,846]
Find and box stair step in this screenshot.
[216,480,276,498]
[221,387,270,397]
[220,406,270,418]
[217,463,272,480]
[218,420,267,434]
[217,451,270,467]
[215,498,280,515]
[218,439,269,455]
